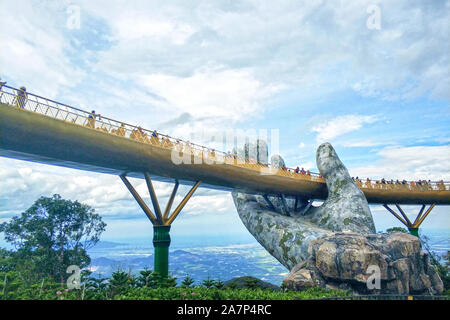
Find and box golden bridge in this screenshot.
[1,84,449,276]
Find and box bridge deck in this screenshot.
[0,86,449,205]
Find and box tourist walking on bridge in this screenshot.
[87,110,101,129]
[117,123,125,136]
[151,130,159,144]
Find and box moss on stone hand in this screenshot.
[333,178,348,193]
[279,231,293,261]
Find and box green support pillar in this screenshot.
[153,225,171,278]
[408,227,419,237]
[120,173,200,279]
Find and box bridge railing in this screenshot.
[0,84,231,158]
[355,179,449,192]
[0,84,448,192]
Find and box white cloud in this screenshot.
[0,158,234,222]
[311,114,379,143]
[181,192,234,216]
[115,15,195,45]
[87,0,450,102]
[139,68,282,121]
[1,0,448,108]
[350,145,450,181]
[340,140,393,147]
[1,0,448,130]
[298,161,315,172]
[0,0,85,97]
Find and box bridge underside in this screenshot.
[1,103,449,205]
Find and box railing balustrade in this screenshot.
[1,84,448,192]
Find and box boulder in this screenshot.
[283,232,443,295]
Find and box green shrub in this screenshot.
[0,270,349,300]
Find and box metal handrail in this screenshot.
[0,84,448,192]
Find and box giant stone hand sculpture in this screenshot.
[232,143,443,294]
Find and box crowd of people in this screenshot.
[279,165,313,177]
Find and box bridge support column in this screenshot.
[120,173,201,278]
[263,195,276,211]
[382,204,435,237]
[153,225,171,278]
[408,227,419,237]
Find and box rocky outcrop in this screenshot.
[282,232,443,295]
[232,142,443,295]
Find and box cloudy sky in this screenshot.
[1,0,449,243]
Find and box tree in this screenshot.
[243,277,259,289]
[0,194,106,286]
[109,270,136,297]
[202,276,215,288]
[214,279,224,289]
[444,251,450,270]
[162,274,178,288]
[137,268,154,288]
[420,235,450,291]
[181,275,194,288]
[0,249,14,273]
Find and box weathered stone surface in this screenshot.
[253,139,269,165]
[282,262,325,290]
[283,232,443,295]
[302,143,376,234]
[232,143,375,269]
[233,191,332,269]
[270,154,285,169]
[232,142,443,295]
